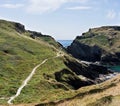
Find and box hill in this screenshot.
[38,74,120,106]
[67,26,120,65]
[0,19,63,104]
[0,20,115,105]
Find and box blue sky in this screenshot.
[0,0,120,40]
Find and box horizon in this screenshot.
[0,0,120,40]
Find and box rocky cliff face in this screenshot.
[52,56,113,90]
[67,40,102,62]
[67,26,120,65]
[15,22,25,33]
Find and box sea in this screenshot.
[57,40,120,72]
[109,66,120,72]
[57,40,73,48]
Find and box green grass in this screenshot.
[0,20,81,105]
[13,57,71,104]
[1,20,119,106]
[76,27,120,53]
[78,34,109,49]
[0,20,58,104]
[37,36,60,48]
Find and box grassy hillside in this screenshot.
[0,20,117,106]
[37,74,120,106]
[0,20,96,105]
[0,20,59,104]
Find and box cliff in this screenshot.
[67,26,120,65]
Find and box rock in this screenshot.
[67,26,120,65]
[101,53,120,65]
[15,23,25,33]
[28,30,53,39]
[67,40,102,62]
[64,58,112,80]
[55,69,94,90]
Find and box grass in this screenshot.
[76,27,120,52]
[0,20,58,104]
[77,34,110,49]
[36,36,60,48]
[88,95,113,106]
[1,19,120,106]
[13,57,73,104]
[0,20,82,105]
[37,75,120,106]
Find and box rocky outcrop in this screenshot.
[67,26,120,65]
[15,23,25,33]
[53,57,113,90]
[67,40,102,62]
[101,53,120,65]
[28,30,52,39]
[55,69,94,90]
[64,57,112,79]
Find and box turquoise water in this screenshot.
[57,40,73,48]
[109,66,120,72]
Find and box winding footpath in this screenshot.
[7,51,64,104]
[7,59,48,104]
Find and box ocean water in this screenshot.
[57,40,73,48]
[109,66,120,72]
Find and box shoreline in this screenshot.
[96,72,119,83]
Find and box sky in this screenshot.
[0,0,120,40]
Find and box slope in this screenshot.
[0,20,114,105]
[0,19,60,104]
[49,74,120,106]
[67,26,120,65]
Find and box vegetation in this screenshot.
[76,26,120,52]
[0,20,89,105]
[39,75,120,106]
[88,95,113,106]
[0,20,64,104]
[1,20,120,106]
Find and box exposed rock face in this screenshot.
[28,30,52,39]
[53,57,113,90]
[67,26,120,65]
[15,23,25,33]
[101,53,120,65]
[55,69,94,90]
[64,58,112,80]
[68,40,102,62]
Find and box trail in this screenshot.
[7,59,48,104]
[7,51,64,105]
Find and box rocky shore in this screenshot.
[78,60,119,83]
[96,72,119,83]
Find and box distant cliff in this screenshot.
[67,26,120,65]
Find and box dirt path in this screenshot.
[7,51,64,105]
[7,59,48,104]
